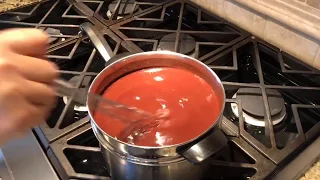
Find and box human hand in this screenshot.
[0,29,58,145]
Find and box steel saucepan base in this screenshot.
[100,142,210,180]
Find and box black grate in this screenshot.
[0,0,94,48]
[214,37,320,164]
[110,0,249,58]
[71,0,172,26]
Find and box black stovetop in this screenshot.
[0,0,319,179]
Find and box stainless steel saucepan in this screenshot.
[80,22,228,180]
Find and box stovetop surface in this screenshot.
[0,0,319,180]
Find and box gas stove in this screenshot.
[0,0,319,180]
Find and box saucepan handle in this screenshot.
[79,22,114,62]
[177,125,228,164]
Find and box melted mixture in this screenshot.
[93,67,221,147]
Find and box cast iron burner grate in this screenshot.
[207,37,320,167]
[110,0,249,58]
[73,0,172,26]
[0,0,319,180]
[0,0,108,70]
[0,0,90,45]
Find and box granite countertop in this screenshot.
[299,159,320,180]
[0,0,44,13]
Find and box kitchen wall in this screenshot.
[190,0,320,69]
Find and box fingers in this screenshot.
[0,91,52,139]
[0,90,44,135]
[9,53,58,83]
[0,28,58,83]
[4,100,44,131]
[0,71,56,129]
[0,28,49,57]
[23,79,56,106]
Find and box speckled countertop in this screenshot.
[299,159,320,180]
[0,0,44,13]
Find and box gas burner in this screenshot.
[43,27,65,44]
[157,33,196,58]
[106,0,139,20]
[62,76,88,112]
[230,88,286,127]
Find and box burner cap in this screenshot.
[236,88,285,117]
[108,0,138,15]
[158,33,196,55]
[230,100,286,127]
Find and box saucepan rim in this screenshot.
[87,51,226,149]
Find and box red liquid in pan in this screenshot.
[93,67,221,147]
